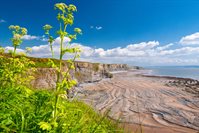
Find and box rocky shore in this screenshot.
[30,62,199,133]
[75,70,199,133]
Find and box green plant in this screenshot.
[0,26,35,133]
[43,24,55,58]
[0,46,5,54]
[0,86,120,133]
[43,3,82,126]
[9,25,27,57]
[0,26,34,89]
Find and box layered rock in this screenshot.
[31,62,130,89]
[76,70,199,133]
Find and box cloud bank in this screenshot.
[180,32,199,45]
[4,32,199,66]
[22,35,47,41]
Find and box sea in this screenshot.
[145,66,199,80]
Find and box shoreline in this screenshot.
[129,68,199,81]
[141,67,199,81]
[76,69,199,133]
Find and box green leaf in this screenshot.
[38,122,52,131]
[74,28,82,35]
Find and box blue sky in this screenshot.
[1,0,199,66]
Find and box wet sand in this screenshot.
[77,70,199,133]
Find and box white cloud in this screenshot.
[22,35,40,40]
[21,35,48,42]
[5,38,199,66]
[127,41,159,50]
[4,46,25,53]
[90,26,103,30]
[96,26,102,30]
[156,43,173,51]
[5,32,199,66]
[0,19,6,23]
[30,37,72,57]
[180,32,199,45]
[19,39,199,65]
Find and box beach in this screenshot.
[77,69,199,133]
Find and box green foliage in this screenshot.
[0,86,120,132]
[1,25,34,89]
[43,24,55,58]
[43,2,83,125]
[9,25,27,55]
[0,46,5,54]
[52,2,82,93]
[0,56,35,88]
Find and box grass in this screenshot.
[0,85,122,132]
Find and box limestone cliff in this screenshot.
[31,62,131,89]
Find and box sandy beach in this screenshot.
[77,69,199,133]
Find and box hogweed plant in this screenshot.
[9,25,27,57]
[43,24,55,58]
[39,2,82,131]
[0,25,35,88]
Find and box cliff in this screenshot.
[0,53,135,89]
[31,62,130,89]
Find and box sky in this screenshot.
[1,0,199,66]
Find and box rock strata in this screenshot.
[76,70,199,133]
[31,62,130,89]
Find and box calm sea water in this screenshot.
[145,66,199,80]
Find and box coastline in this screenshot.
[138,69,199,96]
[76,69,199,133]
[143,66,199,81]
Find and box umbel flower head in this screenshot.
[54,3,68,13]
[74,28,82,35]
[68,4,77,12]
[55,3,77,26]
[9,25,28,47]
[43,24,53,35]
[54,3,77,13]
[21,28,27,36]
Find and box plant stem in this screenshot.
[20,109,25,133]
[50,43,54,58]
[12,45,17,88]
[54,24,67,120]
[13,45,16,57]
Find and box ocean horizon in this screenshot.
[145,66,199,80]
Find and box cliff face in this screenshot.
[31,62,130,89]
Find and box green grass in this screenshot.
[0,85,122,133]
